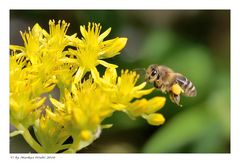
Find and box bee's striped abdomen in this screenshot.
[176,74,197,97]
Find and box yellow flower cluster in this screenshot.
[10,20,166,153]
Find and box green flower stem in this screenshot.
[16,123,45,153]
[59,144,72,151]
[63,136,81,153]
[10,130,23,137]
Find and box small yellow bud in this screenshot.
[145,113,165,126]
[32,23,42,38]
[80,130,92,141]
[171,84,184,95]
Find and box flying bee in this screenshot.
[145,64,197,106]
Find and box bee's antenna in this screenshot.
[133,68,146,72]
[132,68,146,79]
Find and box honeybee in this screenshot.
[145,64,197,106]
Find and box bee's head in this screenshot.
[145,64,159,82]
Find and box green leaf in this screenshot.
[142,107,211,153]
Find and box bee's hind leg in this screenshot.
[169,92,182,107]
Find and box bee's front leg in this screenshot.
[161,85,168,93]
[154,81,168,94]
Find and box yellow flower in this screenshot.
[68,22,127,83]
[48,79,114,151]
[10,20,78,95]
[11,23,43,65]
[116,70,153,101]
[10,20,167,153]
[125,97,166,125]
[100,69,155,110]
[46,20,77,51]
[98,68,166,124]
[12,20,75,64]
[51,80,113,129]
[10,53,46,127]
[33,106,70,153]
[127,97,166,117]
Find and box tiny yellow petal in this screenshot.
[50,97,65,110]
[145,97,166,114]
[80,25,87,38]
[134,88,155,98]
[91,67,100,82]
[111,103,127,111]
[32,23,42,38]
[74,67,85,83]
[9,45,25,52]
[32,97,46,109]
[98,60,118,69]
[100,37,128,58]
[98,27,111,42]
[133,82,147,91]
[102,67,117,84]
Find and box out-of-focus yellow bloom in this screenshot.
[33,106,70,153]
[10,53,46,127]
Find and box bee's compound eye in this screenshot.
[151,69,157,76]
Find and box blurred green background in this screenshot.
[10,10,230,153]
